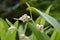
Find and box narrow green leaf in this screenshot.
[18,24,24,37]
[56,31,60,40]
[5,21,18,40]
[40,4,52,25]
[30,34,37,40]
[0,18,9,29]
[45,4,52,14]
[27,7,60,32]
[35,16,41,24]
[10,21,19,40]
[0,21,6,40]
[6,19,12,25]
[28,22,49,40]
[50,30,60,40]
[14,21,18,27]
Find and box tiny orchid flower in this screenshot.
[8,25,16,33]
[19,14,30,22]
[20,34,29,40]
[25,36,29,40]
[36,24,44,33]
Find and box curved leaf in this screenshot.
[27,7,60,32]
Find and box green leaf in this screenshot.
[45,4,52,14]
[5,21,18,40]
[27,7,60,32]
[10,21,19,40]
[35,4,52,24]
[50,30,60,40]
[6,18,12,26]
[30,34,37,40]
[40,4,52,25]
[35,16,41,24]
[18,24,24,37]
[50,30,57,40]
[0,21,6,40]
[28,22,49,40]
[56,31,60,40]
[14,21,18,27]
[0,18,9,29]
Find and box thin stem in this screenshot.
[46,28,54,34]
[30,9,32,19]
[26,2,35,25]
[44,25,51,30]
[31,18,35,24]
[24,22,28,34]
[30,7,35,25]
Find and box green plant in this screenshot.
[0,3,60,40]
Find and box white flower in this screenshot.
[20,34,25,37]
[36,24,44,33]
[19,14,30,22]
[20,34,29,40]
[8,25,16,33]
[25,36,29,40]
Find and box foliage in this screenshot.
[0,0,60,40]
